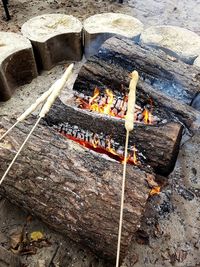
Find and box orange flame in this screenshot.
[88,88,115,116]
[89,87,99,104]
[143,108,152,124]
[121,146,138,165]
[76,88,154,125]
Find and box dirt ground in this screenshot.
[0,0,200,35]
[0,0,200,266]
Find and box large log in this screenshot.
[98,36,200,105]
[73,36,200,127]
[0,117,151,261]
[46,98,183,176]
[0,246,21,267]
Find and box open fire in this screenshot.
[54,87,163,167]
[75,88,159,124]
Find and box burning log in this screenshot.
[97,36,200,105]
[46,90,182,175]
[74,36,200,127]
[74,90,160,124]
[0,117,151,260]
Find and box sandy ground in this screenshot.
[0,0,200,35]
[0,0,200,266]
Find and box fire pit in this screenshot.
[0,19,200,266]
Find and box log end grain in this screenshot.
[140,25,200,64]
[21,14,83,70]
[83,13,143,58]
[0,31,38,101]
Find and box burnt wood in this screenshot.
[99,36,200,105]
[0,117,151,260]
[46,98,183,176]
[74,36,200,127]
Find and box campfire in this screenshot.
[54,86,163,166]
[2,32,200,266]
[75,88,160,124]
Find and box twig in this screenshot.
[0,64,74,186]
[48,243,60,267]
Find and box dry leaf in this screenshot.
[10,230,23,249]
[30,231,44,241]
[145,174,159,188]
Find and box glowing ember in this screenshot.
[57,124,139,165]
[76,88,156,124]
[150,186,161,196]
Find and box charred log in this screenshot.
[98,36,200,105]
[74,36,200,127]
[0,117,151,260]
[46,97,183,176]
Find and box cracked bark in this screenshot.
[0,117,151,260]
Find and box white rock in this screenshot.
[0,31,37,101]
[83,13,144,58]
[140,26,200,64]
[194,56,200,68]
[21,14,83,70]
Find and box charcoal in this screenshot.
[76,131,82,139]
[84,131,91,142]
[115,99,123,110]
[112,108,118,116]
[137,113,144,122]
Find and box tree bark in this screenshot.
[46,98,183,176]
[99,36,200,105]
[73,36,200,127]
[0,117,151,260]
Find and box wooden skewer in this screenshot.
[0,79,61,142]
[116,70,139,267]
[0,64,74,186]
